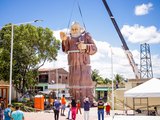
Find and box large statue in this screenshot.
[60,22,97,103]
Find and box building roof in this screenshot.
[38,67,68,73]
[95,87,110,91]
[0,80,9,87]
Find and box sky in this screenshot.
[0,0,160,79]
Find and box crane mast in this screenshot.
[102,0,140,79]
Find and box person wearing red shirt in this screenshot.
[76,100,82,114]
[105,102,111,115]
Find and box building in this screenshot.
[37,68,70,97]
[0,80,9,108]
[95,84,111,101]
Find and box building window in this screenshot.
[39,75,48,83]
[62,90,65,93]
[35,86,43,91]
[45,86,48,89]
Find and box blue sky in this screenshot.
[1,0,160,79]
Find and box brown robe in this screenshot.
[62,32,97,103]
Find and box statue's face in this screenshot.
[70,24,81,37]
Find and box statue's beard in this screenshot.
[71,32,81,38]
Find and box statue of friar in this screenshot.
[60,22,97,104]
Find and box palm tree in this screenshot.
[91,69,105,85]
[114,74,124,88]
[104,78,112,84]
[91,69,100,82]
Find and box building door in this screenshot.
[97,91,100,100]
[104,91,108,102]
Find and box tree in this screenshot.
[91,69,106,85]
[0,24,60,93]
[114,74,124,83]
[114,74,124,88]
[91,69,100,83]
[104,78,112,84]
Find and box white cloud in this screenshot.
[152,55,160,78]
[135,3,153,16]
[41,29,160,79]
[121,24,160,44]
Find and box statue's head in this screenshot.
[70,21,84,37]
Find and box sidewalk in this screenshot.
[24,107,160,120]
[25,107,99,120]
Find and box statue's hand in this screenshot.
[60,32,67,41]
[77,42,86,50]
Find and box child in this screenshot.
[105,102,111,115]
[76,100,82,114]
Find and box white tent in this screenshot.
[124,78,160,97]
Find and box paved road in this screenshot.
[24,108,160,120]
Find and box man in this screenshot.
[97,98,104,120]
[11,106,24,120]
[60,22,97,104]
[4,104,12,120]
[53,97,61,120]
[60,95,66,116]
[83,97,90,120]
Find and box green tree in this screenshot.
[0,24,60,93]
[104,78,112,84]
[91,69,106,85]
[91,69,100,83]
[114,74,124,83]
[113,74,124,88]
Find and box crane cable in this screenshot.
[77,1,86,30]
[66,0,86,34]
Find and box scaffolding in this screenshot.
[140,43,153,79]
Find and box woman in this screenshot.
[71,98,77,120]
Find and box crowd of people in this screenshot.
[52,95,111,120]
[0,95,111,120]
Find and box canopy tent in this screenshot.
[124,78,160,97]
[124,78,160,115]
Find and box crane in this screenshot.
[102,0,140,79]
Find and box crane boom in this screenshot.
[102,0,140,79]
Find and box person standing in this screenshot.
[11,106,24,120]
[4,104,12,120]
[0,103,3,120]
[71,98,77,120]
[105,102,111,115]
[66,102,72,120]
[60,95,66,116]
[83,97,90,120]
[53,97,61,120]
[97,98,104,120]
[60,22,97,104]
[76,100,81,114]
